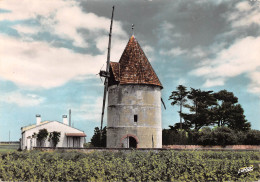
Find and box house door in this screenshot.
[129,137,137,148]
[73,137,80,148]
[122,135,138,148]
[67,137,80,148]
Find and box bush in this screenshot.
[197,127,213,145]
[162,129,188,145]
[188,127,238,146]
[48,131,61,148]
[245,130,260,145]
[211,127,238,146]
[83,142,94,148]
[187,130,199,144]
[37,129,48,147]
[236,131,247,144]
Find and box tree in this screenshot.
[37,129,48,147]
[168,123,190,131]
[212,90,250,131]
[91,127,101,147]
[167,86,253,145]
[182,88,217,130]
[90,127,106,147]
[213,90,238,127]
[101,127,107,147]
[227,104,251,131]
[169,85,188,130]
[48,131,61,148]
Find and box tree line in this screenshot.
[164,85,260,146]
[168,85,250,131]
[163,126,260,146]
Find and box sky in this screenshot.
[0,0,260,142]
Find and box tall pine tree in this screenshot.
[182,88,217,130]
[169,85,188,130]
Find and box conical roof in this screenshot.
[110,35,162,88]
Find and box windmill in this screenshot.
[99,6,115,130]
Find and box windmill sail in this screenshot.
[100,6,115,130]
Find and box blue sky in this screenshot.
[0,0,259,142]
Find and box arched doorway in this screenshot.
[121,135,138,148]
[129,136,137,148]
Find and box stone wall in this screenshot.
[163,145,260,150]
[34,145,260,152]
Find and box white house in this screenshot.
[21,115,86,150]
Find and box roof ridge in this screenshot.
[22,121,85,133]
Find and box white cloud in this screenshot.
[0,91,45,107]
[96,35,128,62]
[195,0,228,5]
[226,1,260,28]
[111,36,130,62]
[142,45,155,62]
[191,36,260,91]
[52,6,126,47]
[191,46,207,58]
[157,21,178,45]
[96,35,109,54]
[161,21,175,33]
[203,78,225,87]
[0,0,130,89]
[160,47,186,57]
[142,45,154,55]
[176,78,187,86]
[236,1,251,11]
[1,0,127,48]
[12,25,40,35]
[160,45,211,60]
[0,0,71,21]
[74,96,103,122]
[248,71,260,94]
[0,35,105,89]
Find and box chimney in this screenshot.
[63,115,68,125]
[36,114,41,125]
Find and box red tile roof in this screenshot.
[110,62,120,81]
[110,35,162,88]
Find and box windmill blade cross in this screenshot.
[100,6,114,130]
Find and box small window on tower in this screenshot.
[134,115,138,122]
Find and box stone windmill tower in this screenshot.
[106,35,163,148]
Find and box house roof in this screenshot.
[21,121,50,132]
[21,121,85,134]
[66,133,86,137]
[110,35,163,88]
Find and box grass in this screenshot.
[0,144,19,153]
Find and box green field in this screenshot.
[0,150,259,181]
[0,143,19,153]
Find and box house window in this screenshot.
[134,115,138,122]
